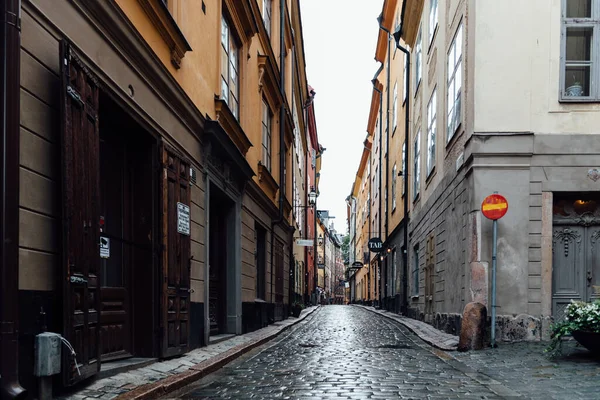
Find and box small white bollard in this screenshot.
[34,332,62,400]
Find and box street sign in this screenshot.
[177,202,190,235]
[295,239,313,246]
[100,237,110,258]
[351,261,364,268]
[368,237,384,252]
[481,194,508,220]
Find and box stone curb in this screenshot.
[115,306,320,400]
[353,305,458,351]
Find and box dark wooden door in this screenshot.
[209,196,226,335]
[60,41,101,385]
[160,143,191,357]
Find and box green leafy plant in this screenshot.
[545,299,600,357]
[292,301,304,310]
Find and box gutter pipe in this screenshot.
[371,62,383,308]
[0,0,26,398]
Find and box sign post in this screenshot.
[481,193,508,348]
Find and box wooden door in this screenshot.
[425,234,435,315]
[60,41,101,385]
[160,143,191,357]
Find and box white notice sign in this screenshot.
[177,202,191,236]
[295,239,313,246]
[100,237,110,258]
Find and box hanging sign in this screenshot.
[295,239,313,246]
[100,237,110,258]
[368,237,384,252]
[481,194,508,220]
[177,202,191,235]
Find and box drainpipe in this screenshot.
[269,0,286,315]
[379,19,392,305]
[371,63,383,308]
[0,0,26,398]
[393,27,411,314]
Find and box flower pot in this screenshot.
[572,331,600,354]
[566,84,583,97]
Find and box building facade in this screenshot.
[348,0,600,343]
[1,0,320,396]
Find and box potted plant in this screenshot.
[546,299,600,357]
[565,76,583,97]
[291,301,304,318]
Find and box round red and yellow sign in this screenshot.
[481,194,508,220]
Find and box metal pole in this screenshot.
[491,219,498,348]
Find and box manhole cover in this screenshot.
[374,343,411,349]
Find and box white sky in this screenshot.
[300,0,384,235]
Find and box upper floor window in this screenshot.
[393,82,398,132]
[221,16,240,119]
[429,0,438,45]
[263,0,272,37]
[447,24,462,142]
[392,163,397,210]
[427,89,437,176]
[415,27,423,91]
[413,245,420,296]
[262,99,272,171]
[561,0,599,100]
[402,142,406,195]
[413,129,421,199]
[403,57,408,101]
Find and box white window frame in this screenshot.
[429,0,438,45]
[393,82,398,132]
[560,0,599,101]
[447,23,463,143]
[221,16,240,119]
[402,142,406,195]
[263,0,272,37]
[262,99,272,171]
[413,129,421,200]
[413,246,419,296]
[392,163,397,211]
[403,57,408,102]
[415,27,422,91]
[427,89,437,176]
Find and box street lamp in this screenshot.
[308,189,317,207]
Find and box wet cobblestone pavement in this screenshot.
[178,306,504,399]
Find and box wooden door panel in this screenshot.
[588,228,600,302]
[60,41,101,385]
[100,287,130,361]
[552,226,585,321]
[160,143,191,357]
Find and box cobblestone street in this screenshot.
[178,306,502,399]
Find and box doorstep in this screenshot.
[354,305,459,351]
[60,306,319,400]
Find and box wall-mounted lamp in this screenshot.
[318,234,324,246]
[308,188,317,206]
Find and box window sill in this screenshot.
[215,99,252,156]
[445,122,462,150]
[413,193,420,204]
[558,96,600,103]
[425,167,436,187]
[138,0,192,69]
[427,24,438,55]
[257,162,279,199]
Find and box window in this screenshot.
[413,130,421,199]
[427,89,437,176]
[561,0,599,100]
[255,223,267,299]
[393,82,398,132]
[403,57,408,101]
[262,99,272,171]
[263,0,272,37]
[402,142,406,195]
[413,245,420,296]
[447,24,462,142]
[429,0,438,45]
[392,163,397,210]
[221,16,239,119]
[415,27,422,90]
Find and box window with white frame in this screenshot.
[415,27,422,90]
[392,163,397,210]
[561,0,600,100]
[429,0,438,45]
[263,0,272,37]
[447,24,462,142]
[413,245,419,296]
[261,99,272,171]
[427,89,437,176]
[221,16,239,119]
[393,82,398,132]
[402,142,406,195]
[403,57,407,101]
[413,129,421,199]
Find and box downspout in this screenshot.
[0,0,26,398]
[380,21,392,304]
[393,27,410,314]
[371,65,383,308]
[269,0,286,310]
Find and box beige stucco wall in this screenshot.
[473,0,600,134]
